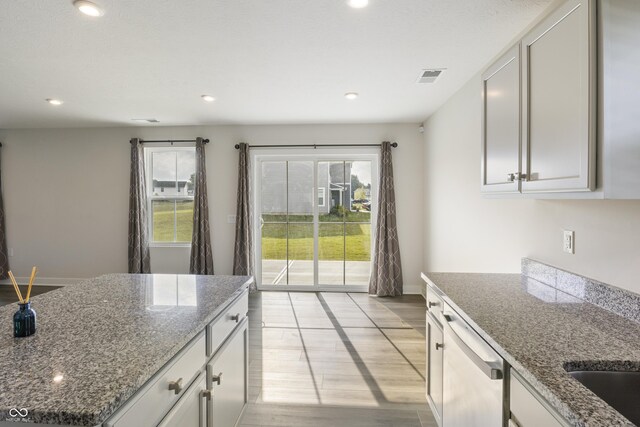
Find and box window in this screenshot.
[318,187,326,207]
[145,147,196,244]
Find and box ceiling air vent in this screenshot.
[416,69,444,84]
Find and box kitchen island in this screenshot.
[0,274,252,427]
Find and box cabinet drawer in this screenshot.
[426,287,444,320]
[157,373,209,427]
[105,333,207,427]
[510,369,567,427]
[207,291,248,357]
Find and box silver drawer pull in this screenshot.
[230,313,240,323]
[168,378,183,395]
[201,389,212,400]
[211,372,223,385]
[435,343,444,350]
[428,301,438,308]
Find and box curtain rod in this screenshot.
[130,138,209,144]
[234,142,398,149]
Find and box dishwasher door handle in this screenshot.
[443,314,503,380]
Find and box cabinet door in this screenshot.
[510,370,567,427]
[157,374,210,427]
[426,312,444,426]
[481,44,521,193]
[521,0,596,193]
[208,319,248,427]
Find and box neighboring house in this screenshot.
[152,180,194,196]
[261,162,370,216]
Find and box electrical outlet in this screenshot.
[563,230,575,254]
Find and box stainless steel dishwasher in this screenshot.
[442,305,505,427]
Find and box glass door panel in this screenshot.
[259,158,374,289]
[345,161,372,285]
[318,223,344,285]
[287,161,314,285]
[260,162,287,286]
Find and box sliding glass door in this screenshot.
[256,154,377,291]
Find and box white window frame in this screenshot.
[251,148,379,292]
[144,144,196,248]
[317,187,326,207]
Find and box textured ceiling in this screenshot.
[0,0,552,128]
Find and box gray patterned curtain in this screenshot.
[0,144,9,279]
[369,141,403,296]
[189,137,214,275]
[233,143,253,276]
[128,138,151,274]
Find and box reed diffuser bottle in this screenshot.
[9,266,39,338]
[14,302,36,337]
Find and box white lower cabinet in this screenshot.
[509,369,568,427]
[158,374,210,427]
[104,289,249,427]
[426,311,444,426]
[208,318,249,427]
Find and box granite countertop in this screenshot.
[422,271,640,427]
[0,274,252,426]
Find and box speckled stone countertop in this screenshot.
[422,272,640,427]
[0,274,252,426]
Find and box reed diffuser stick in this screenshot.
[25,266,37,303]
[8,271,24,303]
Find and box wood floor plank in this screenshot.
[242,291,437,427]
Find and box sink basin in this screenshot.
[568,370,640,425]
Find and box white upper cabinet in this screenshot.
[481,44,521,194]
[481,0,608,197]
[521,0,596,193]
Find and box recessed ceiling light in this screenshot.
[201,95,216,102]
[347,0,369,8]
[73,0,104,17]
[46,98,63,106]
[344,92,359,100]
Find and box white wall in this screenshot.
[422,76,640,294]
[0,124,425,293]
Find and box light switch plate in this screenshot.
[563,230,575,254]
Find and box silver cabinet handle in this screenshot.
[231,313,240,323]
[200,389,212,427]
[507,173,516,182]
[428,301,437,308]
[435,343,444,350]
[168,378,183,395]
[515,172,527,181]
[211,372,223,385]
[443,314,503,380]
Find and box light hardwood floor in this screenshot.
[240,291,437,427]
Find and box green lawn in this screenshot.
[261,222,371,261]
[152,201,193,242]
[152,205,371,260]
